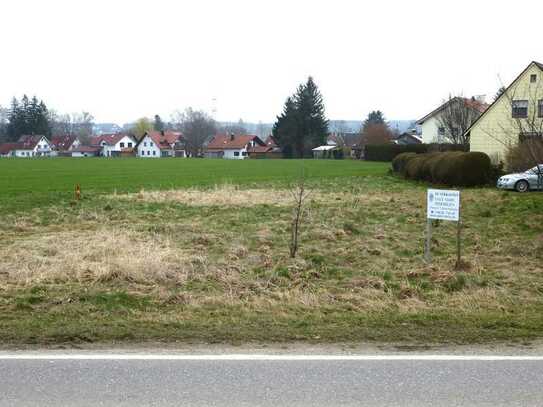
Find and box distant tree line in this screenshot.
[0,95,95,143]
[273,77,329,158]
[4,95,51,141]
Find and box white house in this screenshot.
[416,97,488,143]
[205,134,266,159]
[50,135,81,156]
[90,134,137,157]
[0,135,52,157]
[136,131,185,158]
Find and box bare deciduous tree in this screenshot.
[289,172,311,258]
[171,108,217,157]
[49,110,95,143]
[437,95,484,146]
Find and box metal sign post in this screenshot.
[425,189,461,264]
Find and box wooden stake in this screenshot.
[456,219,462,268]
[424,218,432,263]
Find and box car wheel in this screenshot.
[515,180,529,193]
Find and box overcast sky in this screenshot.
[1,0,542,124]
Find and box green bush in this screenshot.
[364,143,468,162]
[392,152,417,174]
[404,155,428,180]
[392,151,492,186]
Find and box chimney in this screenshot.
[230,133,235,141]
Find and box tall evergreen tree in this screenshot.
[153,114,165,132]
[294,77,329,156]
[6,95,51,141]
[272,77,328,158]
[272,97,299,158]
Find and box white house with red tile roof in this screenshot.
[90,133,137,157]
[136,131,185,158]
[416,96,488,143]
[50,135,81,156]
[205,134,266,159]
[0,135,52,157]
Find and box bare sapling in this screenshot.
[289,171,311,258]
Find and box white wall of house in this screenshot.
[137,135,162,158]
[420,116,447,144]
[224,146,248,159]
[70,139,81,150]
[14,149,34,157]
[102,135,136,157]
[34,136,52,156]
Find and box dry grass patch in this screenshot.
[111,184,389,207]
[0,228,190,286]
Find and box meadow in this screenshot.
[0,157,542,346]
[0,158,384,213]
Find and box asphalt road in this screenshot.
[1,354,542,406]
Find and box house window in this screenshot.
[147,151,151,156]
[531,74,537,83]
[150,142,154,146]
[152,150,156,156]
[538,100,543,118]
[120,142,125,148]
[242,151,247,156]
[128,142,133,148]
[144,142,147,147]
[512,100,528,118]
[234,151,240,156]
[437,127,445,136]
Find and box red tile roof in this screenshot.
[247,145,273,153]
[0,143,22,154]
[265,135,279,147]
[90,134,128,146]
[17,135,45,149]
[50,135,77,151]
[143,131,183,150]
[72,146,101,153]
[416,97,489,124]
[207,134,265,150]
[463,98,488,113]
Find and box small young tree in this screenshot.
[289,171,311,258]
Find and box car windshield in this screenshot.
[529,165,543,175]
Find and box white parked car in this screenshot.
[497,165,543,192]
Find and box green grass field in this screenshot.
[0,158,386,214]
[0,157,542,346]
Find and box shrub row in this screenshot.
[364,143,468,162]
[392,151,492,186]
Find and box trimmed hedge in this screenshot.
[364,143,468,162]
[392,151,492,187]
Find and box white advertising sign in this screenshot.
[427,189,460,221]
